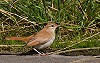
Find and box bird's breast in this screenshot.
[34,36,55,49]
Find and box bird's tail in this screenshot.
[6,37,26,42]
[5,35,34,43]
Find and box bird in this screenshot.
[6,22,59,55]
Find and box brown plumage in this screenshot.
[5,35,34,43]
[6,22,59,55]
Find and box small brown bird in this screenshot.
[6,22,59,55]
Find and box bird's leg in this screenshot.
[33,48,42,54]
[33,48,46,56]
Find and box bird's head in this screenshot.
[45,22,60,32]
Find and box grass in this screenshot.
[0,0,100,53]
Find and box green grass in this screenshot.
[0,0,100,51]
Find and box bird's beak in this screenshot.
[55,25,60,28]
[57,25,60,27]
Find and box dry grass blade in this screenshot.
[0,9,37,25]
[54,47,100,55]
[0,45,24,47]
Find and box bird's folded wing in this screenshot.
[26,30,52,46]
[26,41,40,46]
[26,37,51,46]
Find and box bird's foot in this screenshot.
[39,53,46,56]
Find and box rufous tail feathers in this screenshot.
[5,35,34,43]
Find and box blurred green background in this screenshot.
[0,0,100,53]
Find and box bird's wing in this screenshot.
[26,30,52,46]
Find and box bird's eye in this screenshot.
[51,25,54,27]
